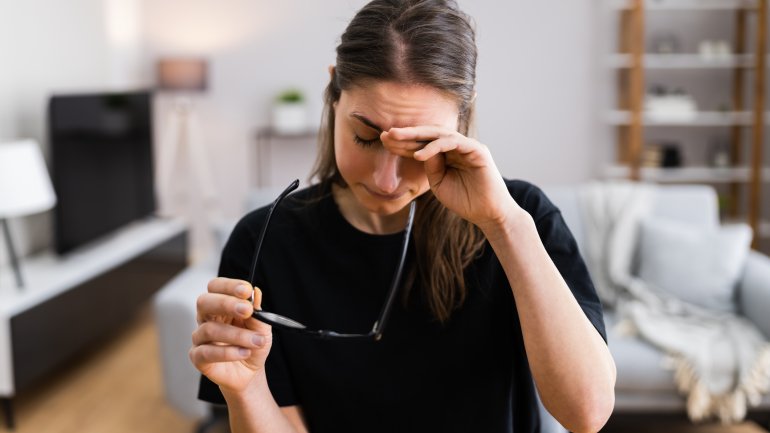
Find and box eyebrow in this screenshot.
[350,113,383,133]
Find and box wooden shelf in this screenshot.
[607,0,767,246]
[607,53,757,69]
[605,110,757,126]
[604,165,770,183]
[610,0,758,10]
[761,220,770,238]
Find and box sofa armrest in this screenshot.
[152,265,217,419]
[739,251,770,339]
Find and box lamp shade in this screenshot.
[0,139,57,217]
[157,58,208,91]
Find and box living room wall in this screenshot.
[1,0,603,260]
[0,0,145,262]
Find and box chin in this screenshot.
[355,188,413,215]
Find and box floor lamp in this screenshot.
[0,140,57,290]
[156,58,218,214]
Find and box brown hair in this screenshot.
[310,0,486,323]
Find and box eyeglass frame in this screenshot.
[247,179,416,341]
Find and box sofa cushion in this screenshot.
[606,311,677,393]
[637,218,752,314]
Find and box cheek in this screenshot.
[401,159,430,191]
[334,135,372,182]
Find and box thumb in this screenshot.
[246,286,272,335]
[423,153,447,190]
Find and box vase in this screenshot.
[271,103,307,134]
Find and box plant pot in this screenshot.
[271,103,307,134]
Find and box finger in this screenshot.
[413,137,459,161]
[207,277,254,299]
[245,287,273,333]
[379,133,426,159]
[197,292,256,321]
[414,136,482,162]
[192,321,270,349]
[385,125,454,142]
[189,344,252,368]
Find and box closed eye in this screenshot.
[353,135,380,148]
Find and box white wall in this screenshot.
[2,0,602,261]
[141,0,600,211]
[0,0,144,262]
[466,1,601,185]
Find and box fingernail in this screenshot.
[236,285,250,297]
[235,303,251,316]
[252,334,265,346]
[239,348,250,356]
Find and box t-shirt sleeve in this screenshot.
[197,211,300,406]
[507,180,608,343]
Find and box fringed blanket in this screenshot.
[578,181,770,423]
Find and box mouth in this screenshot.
[362,184,406,201]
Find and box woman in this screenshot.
[191,1,616,432]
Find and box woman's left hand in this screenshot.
[381,125,518,230]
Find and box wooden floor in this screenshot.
[8,306,197,433]
[603,414,768,433]
[5,306,769,433]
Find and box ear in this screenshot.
[328,65,335,81]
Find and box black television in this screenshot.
[49,90,156,255]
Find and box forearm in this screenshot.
[481,202,616,433]
[221,372,301,433]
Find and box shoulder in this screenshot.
[234,183,326,232]
[503,178,558,223]
[224,183,327,254]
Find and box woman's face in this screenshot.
[333,80,459,217]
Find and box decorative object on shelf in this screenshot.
[271,88,308,134]
[642,143,663,167]
[0,139,57,290]
[709,138,731,168]
[661,142,683,168]
[156,57,218,211]
[698,39,732,60]
[651,33,681,54]
[644,85,698,121]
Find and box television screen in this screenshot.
[49,91,156,255]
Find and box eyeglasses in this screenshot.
[248,179,416,341]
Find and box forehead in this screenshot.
[341,81,459,129]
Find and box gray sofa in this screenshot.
[153,184,770,432]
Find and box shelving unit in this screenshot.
[607,0,768,247]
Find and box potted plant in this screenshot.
[271,88,308,134]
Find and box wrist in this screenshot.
[477,199,534,243]
[220,370,269,405]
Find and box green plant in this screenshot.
[276,88,304,104]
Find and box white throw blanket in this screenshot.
[578,181,770,423]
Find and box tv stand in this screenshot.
[0,217,188,430]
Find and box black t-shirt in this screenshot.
[199,179,607,433]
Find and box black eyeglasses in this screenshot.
[248,179,416,341]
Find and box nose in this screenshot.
[372,150,401,194]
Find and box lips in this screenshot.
[362,184,406,201]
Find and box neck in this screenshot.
[332,184,409,235]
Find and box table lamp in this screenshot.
[0,140,57,289]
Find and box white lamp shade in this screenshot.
[0,139,57,217]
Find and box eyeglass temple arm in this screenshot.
[248,179,300,296]
[370,200,416,340]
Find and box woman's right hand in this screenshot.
[189,277,273,394]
